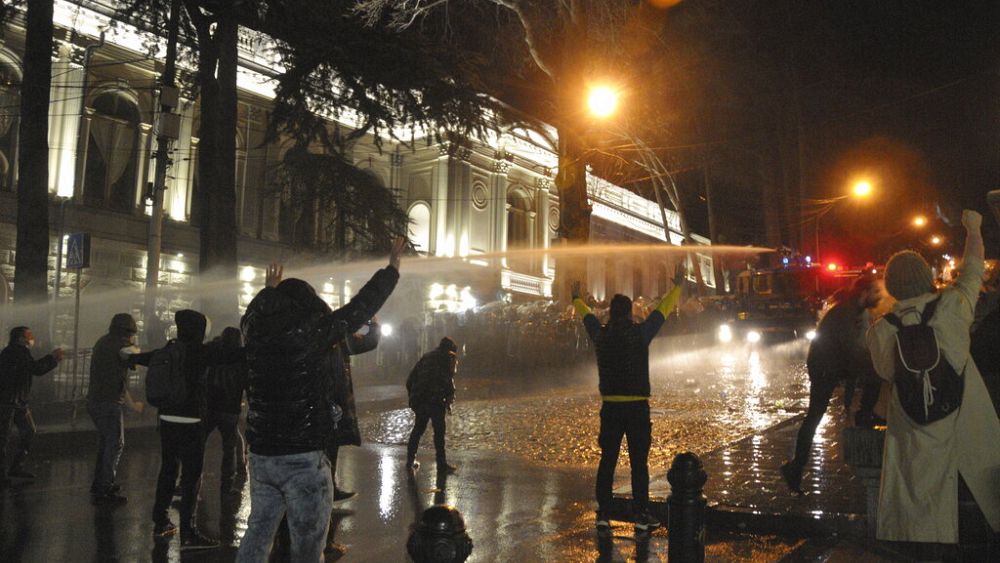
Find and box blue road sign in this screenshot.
[66,233,91,269]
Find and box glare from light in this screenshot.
[718,324,733,343]
[871,269,878,274]
[746,330,762,344]
[804,256,812,264]
[930,235,942,246]
[429,283,444,300]
[380,323,393,337]
[805,330,817,341]
[913,215,927,227]
[240,266,256,282]
[852,181,873,198]
[827,263,838,271]
[587,86,619,118]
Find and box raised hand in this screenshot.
[265,263,283,288]
[389,236,407,271]
[672,264,688,287]
[52,348,65,362]
[962,209,983,232]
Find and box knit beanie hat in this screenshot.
[884,250,934,301]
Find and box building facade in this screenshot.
[0,0,711,347]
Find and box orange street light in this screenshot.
[587,86,619,119]
[930,235,942,246]
[913,215,927,227]
[852,180,873,198]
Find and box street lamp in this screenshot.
[852,180,873,198]
[813,181,875,263]
[913,215,927,228]
[930,235,942,246]
[587,86,619,119]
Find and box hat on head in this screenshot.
[884,250,934,301]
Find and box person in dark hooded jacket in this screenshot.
[236,237,403,563]
[87,313,141,504]
[203,326,248,491]
[405,337,458,474]
[131,309,244,550]
[572,267,684,536]
[0,326,63,486]
[328,318,381,503]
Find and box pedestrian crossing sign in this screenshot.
[66,233,91,269]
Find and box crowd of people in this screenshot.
[1,208,999,561]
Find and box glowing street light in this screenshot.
[913,215,927,227]
[587,86,619,119]
[852,180,873,198]
[930,235,942,246]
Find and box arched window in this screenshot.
[0,56,20,191]
[84,90,141,210]
[506,189,531,248]
[408,202,431,254]
[507,189,532,271]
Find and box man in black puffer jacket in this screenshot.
[236,238,403,563]
[131,309,244,550]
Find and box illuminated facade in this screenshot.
[0,0,709,339]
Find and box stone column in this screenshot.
[492,157,511,268]
[431,144,450,256]
[49,41,85,198]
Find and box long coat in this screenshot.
[868,254,1000,543]
[330,323,380,448]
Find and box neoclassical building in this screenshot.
[0,0,711,344]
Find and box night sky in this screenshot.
[661,1,1000,260]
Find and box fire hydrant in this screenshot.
[406,505,473,563]
[667,452,707,563]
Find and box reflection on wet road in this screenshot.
[0,340,814,561]
[367,341,811,472]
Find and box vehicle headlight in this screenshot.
[805,329,817,341]
[718,324,733,343]
[746,330,762,343]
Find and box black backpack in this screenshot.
[884,296,965,425]
[145,340,187,409]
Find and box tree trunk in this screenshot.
[14,0,53,331]
[191,2,240,330]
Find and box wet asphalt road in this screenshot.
[0,340,814,562]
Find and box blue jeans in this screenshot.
[87,401,124,494]
[237,450,334,562]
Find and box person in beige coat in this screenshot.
[867,209,1000,555]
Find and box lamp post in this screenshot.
[813,180,874,262]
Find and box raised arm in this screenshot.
[321,238,405,343]
[641,265,686,343]
[954,210,985,317]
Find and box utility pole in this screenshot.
[143,0,181,344]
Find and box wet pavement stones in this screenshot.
[611,401,868,538]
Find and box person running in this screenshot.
[405,337,459,474]
[87,313,141,504]
[781,274,883,494]
[572,267,685,535]
[0,326,63,486]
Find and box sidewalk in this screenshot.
[610,403,906,560]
